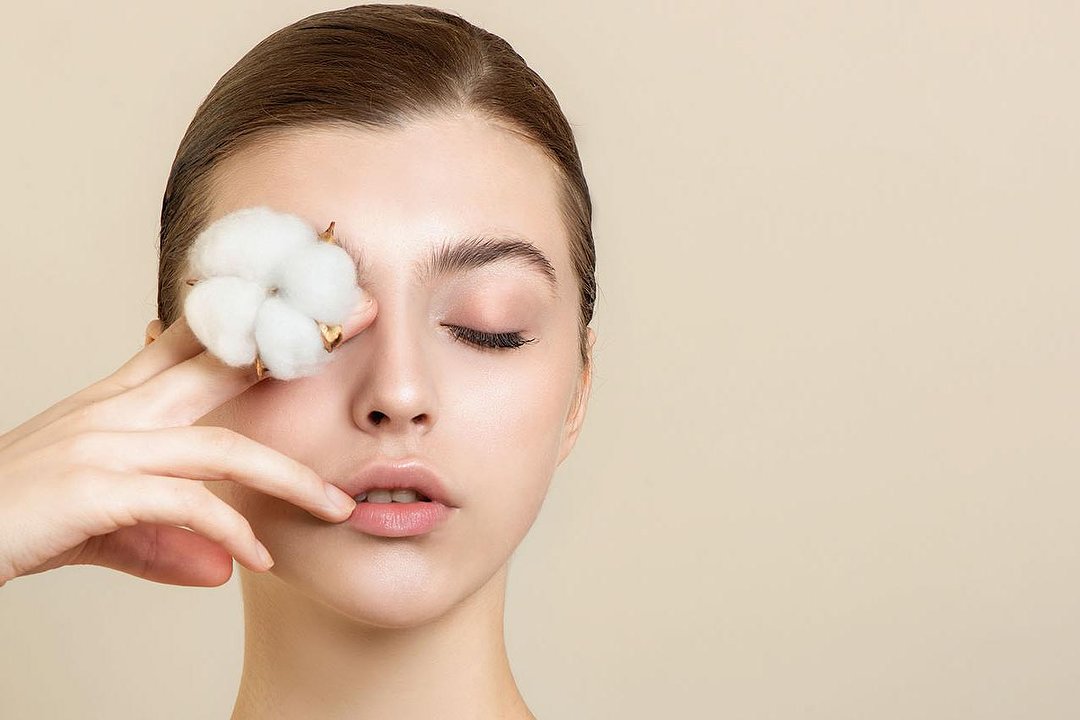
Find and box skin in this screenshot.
[144,110,595,720]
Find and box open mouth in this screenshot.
[353,489,433,503]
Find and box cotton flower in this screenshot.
[182,205,364,380]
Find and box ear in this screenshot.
[144,318,164,347]
[557,327,596,466]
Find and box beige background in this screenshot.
[1,1,1077,718]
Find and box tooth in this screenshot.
[367,489,393,503]
[355,489,426,503]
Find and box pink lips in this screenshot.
[337,459,458,538]
[348,500,452,537]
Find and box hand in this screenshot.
[0,297,377,588]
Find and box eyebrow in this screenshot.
[350,233,559,296]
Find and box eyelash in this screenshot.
[444,325,537,351]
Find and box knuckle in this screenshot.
[202,491,253,541]
[59,430,111,465]
[61,466,114,520]
[63,401,101,432]
[172,479,210,515]
[63,395,129,433]
[97,373,138,395]
[54,463,86,498]
[204,426,244,455]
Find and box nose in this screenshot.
[348,308,437,438]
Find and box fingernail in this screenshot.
[325,484,357,517]
[255,540,274,568]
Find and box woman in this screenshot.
[0,5,597,718]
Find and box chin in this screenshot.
[242,505,508,629]
[305,577,463,630]
[229,456,554,629]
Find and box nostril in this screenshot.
[368,410,388,425]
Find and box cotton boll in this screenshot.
[253,296,333,380]
[182,205,365,381]
[274,240,363,324]
[189,206,316,285]
[183,276,267,367]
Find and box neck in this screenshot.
[229,563,534,720]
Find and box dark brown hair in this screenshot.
[157,3,596,367]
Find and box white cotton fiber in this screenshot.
[189,206,316,285]
[182,205,366,380]
[275,240,362,324]
[253,296,334,380]
[183,276,267,367]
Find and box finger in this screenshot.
[104,348,268,430]
[87,469,275,573]
[106,313,207,392]
[81,523,242,587]
[338,294,379,345]
[0,393,82,454]
[92,427,356,523]
[2,353,266,462]
[111,292,376,393]
[87,296,378,431]
[0,314,207,454]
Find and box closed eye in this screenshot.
[443,325,537,351]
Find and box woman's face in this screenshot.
[187,113,593,626]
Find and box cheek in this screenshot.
[442,347,575,525]
[215,380,322,448]
[192,381,323,511]
[446,351,570,450]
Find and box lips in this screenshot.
[338,459,459,509]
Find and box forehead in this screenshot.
[205,113,571,288]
